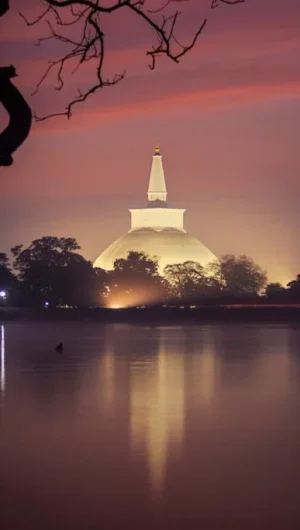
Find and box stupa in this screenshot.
[93,146,217,273]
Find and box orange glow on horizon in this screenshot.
[105,287,164,309]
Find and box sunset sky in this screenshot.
[1,0,300,284]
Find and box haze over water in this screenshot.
[1,322,300,529]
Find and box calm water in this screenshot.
[1,322,300,529]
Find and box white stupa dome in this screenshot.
[94,145,218,274]
[94,228,216,273]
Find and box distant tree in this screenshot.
[0,252,10,270]
[287,274,300,302]
[287,274,300,289]
[265,282,286,302]
[11,236,105,306]
[207,254,267,296]
[0,252,19,304]
[114,250,160,277]
[108,250,165,306]
[94,266,109,303]
[164,261,210,302]
[0,252,15,286]
[55,257,106,306]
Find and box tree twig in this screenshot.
[18,0,245,120]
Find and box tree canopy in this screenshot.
[0,252,18,304]
[107,250,165,307]
[164,261,209,301]
[265,282,286,301]
[0,252,15,288]
[11,236,105,306]
[207,254,267,296]
[286,275,300,301]
[6,237,300,308]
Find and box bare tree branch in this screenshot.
[17,0,245,120]
[212,0,244,8]
[0,0,244,165]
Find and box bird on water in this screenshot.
[55,343,63,354]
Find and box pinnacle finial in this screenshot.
[154,144,160,155]
[148,144,167,204]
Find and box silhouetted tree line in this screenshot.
[1,236,299,308]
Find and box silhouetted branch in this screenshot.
[0,2,32,167]
[0,0,244,164]
[0,66,32,166]
[19,0,209,120]
[0,0,9,17]
[211,0,244,8]
[16,0,244,120]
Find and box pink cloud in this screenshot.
[21,78,299,139]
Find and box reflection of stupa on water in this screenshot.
[130,339,185,497]
[94,145,217,273]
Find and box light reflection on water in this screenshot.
[1,322,300,529]
[100,349,116,408]
[130,341,185,498]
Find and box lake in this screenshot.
[1,322,300,529]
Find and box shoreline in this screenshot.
[1,305,300,324]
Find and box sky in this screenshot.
[1,0,300,284]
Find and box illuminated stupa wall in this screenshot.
[93,146,217,273]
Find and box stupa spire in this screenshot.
[147,144,167,206]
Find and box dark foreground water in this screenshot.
[1,322,300,530]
